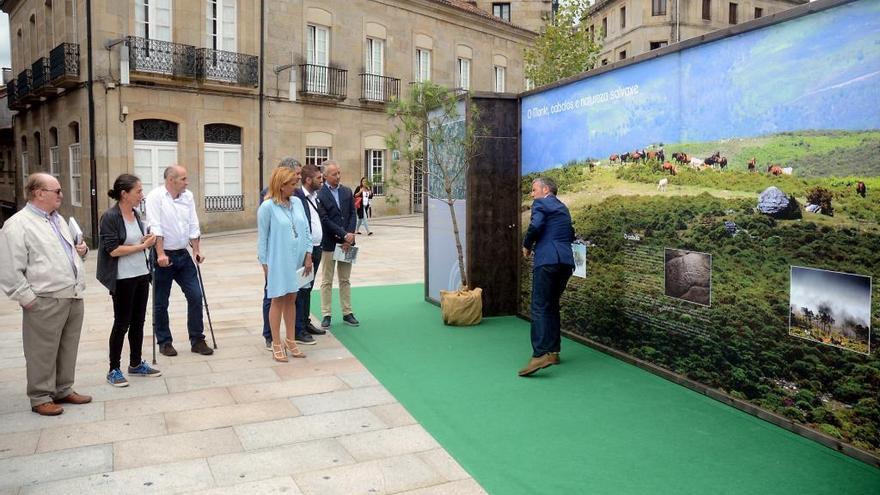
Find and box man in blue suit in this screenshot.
[316,160,360,329]
[520,177,575,377]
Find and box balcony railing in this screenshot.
[126,36,196,78]
[196,48,259,87]
[359,73,399,103]
[16,69,34,102]
[299,64,347,100]
[31,57,53,96]
[5,80,22,110]
[49,42,80,87]
[205,194,244,212]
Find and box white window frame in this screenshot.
[207,0,237,52]
[493,3,511,22]
[135,0,173,41]
[367,149,385,196]
[305,147,331,167]
[416,48,431,82]
[20,151,28,188]
[306,24,330,93]
[49,146,61,179]
[364,37,385,101]
[203,143,242,196]
[494,65,506,93]
[68,144,82,206]
[457,57,470,91]
[133,140,178,199]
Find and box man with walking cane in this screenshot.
[144,165,214,357]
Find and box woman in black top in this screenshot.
[97,174,161,387]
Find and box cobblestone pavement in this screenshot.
[0,215,487,495]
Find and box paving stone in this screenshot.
[0,402,105,435]
[18,459,215,495]
[397,479,488,495]
[337,371,381,389]
[151,361,214,379]
[115,427,243,470]
[367,403,418,428]
[416,449,471,482]
[0,430,39,460]
[272,357,365,381]
[161,344,264,364]
[293,453,446,495]
[228,375,348,404]
[0,395,31,416]
[291,386,395,416]
[301,347,354,362]
[181,476,303,495]
[166,367,279,394]
[36,414,166,453]
[105,387,236,420]
[234,408,386,451]
[207,438,355,486]
[207,355,287,373]
[337,424,440,462]
[0,445,112,490]
[165,399,300,434]
[75,377,169,403]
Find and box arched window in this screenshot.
[134,118,179,142]
[203,124,243,211]
[68,122,82,206]
[20,136,28,187]
[49,127,60,178]
[133,119,178,195]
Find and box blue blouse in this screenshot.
[257,198,312,298]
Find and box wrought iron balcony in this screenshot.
[205,194,244,212]
[49,43,80,87]
[299,64,347,100]
[359,73,399,103]
[31,57,54,96]
[196,48,259,87]
[16,69,35,103]
[5,80,24,110]
[126,36,196,79]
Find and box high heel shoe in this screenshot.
[284,338,306,358]
[271,342,288,362]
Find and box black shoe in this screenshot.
[306,323,326,335]
[321,316,331,329]
[191,340,214,355]
[343,313,360,327]
[368,232,373,236]
[159,343,178,357]
[295,333,317,345]
[264,337,273,352]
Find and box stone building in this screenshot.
[587,0,807,64]
[1,0,539,239]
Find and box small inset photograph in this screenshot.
[664,248,712,306]
[789,266,872,355]
[572,243,587,279]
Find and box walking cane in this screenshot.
[193,252,218,349]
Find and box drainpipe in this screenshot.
[675,0,681,43]
[258,0,265,192]
[85,0,98,246]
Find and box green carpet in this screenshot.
[315,284,880,494]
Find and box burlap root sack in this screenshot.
[440,287,483,326]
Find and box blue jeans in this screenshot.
[153,250,205,346]
[295,246,323,335]
[530,264,573,357]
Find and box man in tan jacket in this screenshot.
[0,173,91,416]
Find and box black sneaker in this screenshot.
[306,323,326,335]
[191,340,214,355]
[295,333,317,345]
[264,337,272,352]
[321,315,331,329]
[160,343,178,357]
[343,313,360,327]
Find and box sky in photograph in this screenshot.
[790,267,872,329]
[521,0,880,174]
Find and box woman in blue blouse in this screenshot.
[258,166,313,362]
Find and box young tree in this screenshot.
[523,0,602,88]
[386,82,480,288]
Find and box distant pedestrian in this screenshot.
[353,177,373,236]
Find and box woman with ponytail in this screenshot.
[96,174,161,387]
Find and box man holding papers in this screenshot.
[316,160,360,329]
[292,164,325,345]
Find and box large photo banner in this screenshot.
[520,0,880,458]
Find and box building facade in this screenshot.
[587,0,807,64]
[2,0,538,239]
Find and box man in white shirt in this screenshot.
[145,165,213,356]
[292,164,326,344]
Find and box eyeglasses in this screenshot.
[41,188,63,195]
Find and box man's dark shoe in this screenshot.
[295,332,317,345]
[191,340,214,355]
[518,354,556,377]
[306,323,326,335]
[321,316,331,329]
[342,314,360,327]
[55,392,92,405]
[264,337,273,351]
[160,343,178,357]
[32,402,63,416]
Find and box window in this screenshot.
[45,1,54,49]
[601,58,608,66]
[20,136,28,188]
[652,0,666,16]
[416,48,431,82]
[589,24,595,40]
[601,17,607,37]
[306,24,330,93]
[754,7,763,18]
[132,119,177,197]
[457,58,471,90]
[49,128,60,179]
[34,132,42,166]
[619,50,627,61]
[650,41,668,50]
[620,6,626,29]
[729,2,738,24]
[204,124,242,207]
[525,78,534,91]
[306,147,330,167]
[135,0,172,41]
[702,0,711,20]
[494,66,506,93]
[68,124,82,206]
[492,3,511,22]
[366,149,384,196]
[364,38,385,100]
[207,0,236,52]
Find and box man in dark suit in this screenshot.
[291,164,326,345]
[316,160,360,328]
[519,177,575,377]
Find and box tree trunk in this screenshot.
[446,198,467,289]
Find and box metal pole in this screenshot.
[195,261,217,349]
[86,0,99,246]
